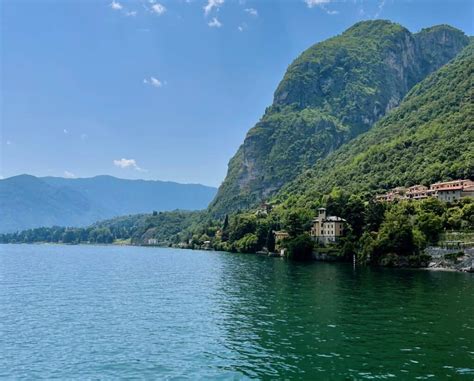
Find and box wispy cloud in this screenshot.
[64,171,76,179]
[143,76,163,88]
[63,129,69,134]
[244,7,258,17]
[6,140,12,145]
[304,0,338,15]
[208,17,222,28]
[110,1,138,17]
[113,158,147,172]
[151,3,166,15]
[110,1,123,10]
[374,0,386,18]
[304,0,330,7]
[204,0,224,15]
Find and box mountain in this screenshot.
[0,175,216,233]
[276,41,474,205]
[208,21,469,217]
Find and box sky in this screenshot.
[1,0,473,187]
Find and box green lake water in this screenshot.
[1,244,473,379]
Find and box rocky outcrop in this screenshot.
[208,21,469,217]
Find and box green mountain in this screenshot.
[0,175,216,233]
[277,42,474,205]
[208,21,469,217]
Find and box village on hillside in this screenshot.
[375,179,474,203]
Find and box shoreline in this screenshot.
[2,241,473,273]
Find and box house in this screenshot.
[273,230,289,255]
[147,238,159,245]
[375,187,407,202]
[405,185,435,200]
[255,201,273,216]
[310,208,345,244]
[461,185,474,199]
[430,179,474,202]
[376,179,474,203]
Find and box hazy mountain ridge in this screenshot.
[0,174,217,233]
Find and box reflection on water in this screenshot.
[1,245,473,379]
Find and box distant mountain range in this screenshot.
[0,175,217,233]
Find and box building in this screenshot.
[147,238,159,245]
[310,208,345,244]
[255,201,273,216]
[375,187,407,202]
[405,185,435,200]
[273,230,290,255]
[431,179,474,202]
[461,185,474,199]
[376,179,474,203]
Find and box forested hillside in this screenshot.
[208,21,469,217]
[277,42,474,207]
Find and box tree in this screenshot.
[235,233,259,253]
[375,207,417,259]
[221,214,230,241]
[284,233,314,261]
[416,212,443,244]
[266,229,276,252]
[283,208,313,237]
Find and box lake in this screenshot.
[1,245,473,379]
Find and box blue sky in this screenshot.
[1,0,473,186]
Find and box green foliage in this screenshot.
[234,233,259,254]
[279,42,473,206]
[209,21,468,217]
[282,208,313,236]
[284,233,314,261]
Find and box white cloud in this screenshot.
[125,10,137,16]
[110,1,123,10]
[64,171,76,179]
[204,0,224,15]
[151,3,166,15]
[304,0,338,15]
[374,0,386,18]
[237,22,247,32]
[304,0,330,7]
[143,76,163,88]
[244,7,258,16]
[208,17,222,28]
[113,158,147,172]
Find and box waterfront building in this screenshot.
[273,230,290,255]
[310,208,345,244]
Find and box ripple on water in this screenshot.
[0,245,473,379]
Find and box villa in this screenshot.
[310,208,346,244]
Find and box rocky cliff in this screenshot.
[208,20,469,217]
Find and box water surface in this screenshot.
[1,245,473,379]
